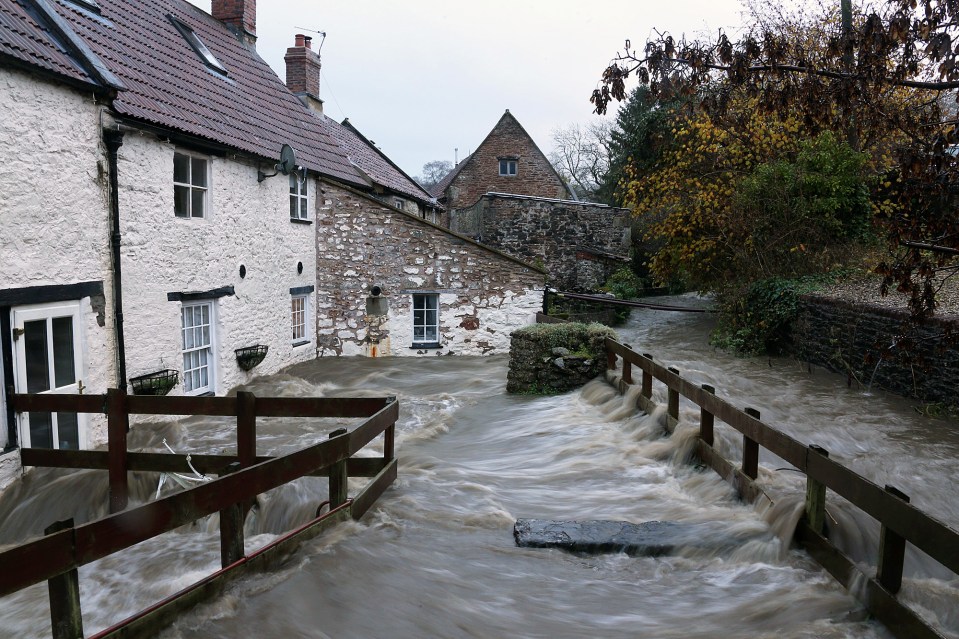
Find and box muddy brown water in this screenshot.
[1,296,957,638]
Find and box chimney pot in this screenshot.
[304,36,312,50]
[295,33,306,47]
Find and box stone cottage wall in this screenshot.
[791,295,959,404]
[451,194,630,291]
[315,181,545,356]
[445,111,569,210]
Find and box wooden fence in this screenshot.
[1,389,398,638]
[606,338,958,639]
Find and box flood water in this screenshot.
[1,297,957,638]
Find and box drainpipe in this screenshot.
[103,129,128,390]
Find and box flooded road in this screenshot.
[1,298,957,638]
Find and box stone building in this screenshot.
[431,110,630,291]
[451,193,630,291]
[431,109,575,214]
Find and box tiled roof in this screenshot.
[326,117,437,205]
[2,0,366,185]
[0,0,101,88]
[430,154,469,198]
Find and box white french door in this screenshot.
[12,302,86,450]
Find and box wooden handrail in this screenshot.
[605,337,959,577]
[1,390,399,638]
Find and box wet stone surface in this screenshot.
[513,519,764,556]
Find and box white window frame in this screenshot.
[291,293,310,345]
[412,293,440,347]
[181,301,216,395]
[290,173,309,220]
[174,150,209,219]
[498,159,517,176]
[393,198,404,210]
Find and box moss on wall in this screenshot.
[506,323,618,394]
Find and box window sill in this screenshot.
[292,339,311,347]
[290,218,313,225]
[410,343,442,349]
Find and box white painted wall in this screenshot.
[0,68,116,489]
[117,133,318,397]
[384,289,542,356]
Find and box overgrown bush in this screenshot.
[601,268,647,299]
[711,275,838,355]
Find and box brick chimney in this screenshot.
[285,34,323,113]
[212,0,256,45]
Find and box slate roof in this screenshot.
[0,0,365,185]
[326,117,437,206]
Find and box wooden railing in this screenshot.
[606,338,958,639]
[2,389,398,639]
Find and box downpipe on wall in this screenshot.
[103,128,128,390]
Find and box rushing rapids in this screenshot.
[0,296,957,638]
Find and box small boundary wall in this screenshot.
[792,295,959,405]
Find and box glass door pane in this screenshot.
[52,316,77,388]
[24,320,51,393]
[56,413,79,450]
[29,412,53,449]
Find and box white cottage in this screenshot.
[0,0,369,490]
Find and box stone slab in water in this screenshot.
[513,519,756,556]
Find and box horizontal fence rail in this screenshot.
[2,389,399,638]
[605,337,959,639]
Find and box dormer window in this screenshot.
[168,15,228,76]
[499,158,517,176]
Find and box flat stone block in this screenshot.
[513,519,765,556]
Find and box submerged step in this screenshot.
[513,519,766,556]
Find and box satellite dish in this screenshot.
[257,143,300,182]
[277,144,297,175]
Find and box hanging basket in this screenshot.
[129,369,179,396]
[235,344,268,371]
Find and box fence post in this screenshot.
[45,519,83,639]
[742,408,760,480]
[219,461,245,568]
[667,367,680,424]
[106,388,129,513]
[641,354,653,399]
[384,397,396,462]
[329,428,349,508]
[805,445,829,535]
[606,347,617,372]
[700,384,715,446]
[877,485,910,594]
[236,391,256,467]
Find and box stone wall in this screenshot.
[792,295,959,404]
[316,181,545,356]
[507,323,617,394]
[450,194,630,291]
[444,111,570,210]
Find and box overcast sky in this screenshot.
[187,1,747,179]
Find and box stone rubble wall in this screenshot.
[316,181,545,356]
[506,323,617,394]
[791,295,959,404]
[451,194,630,291]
